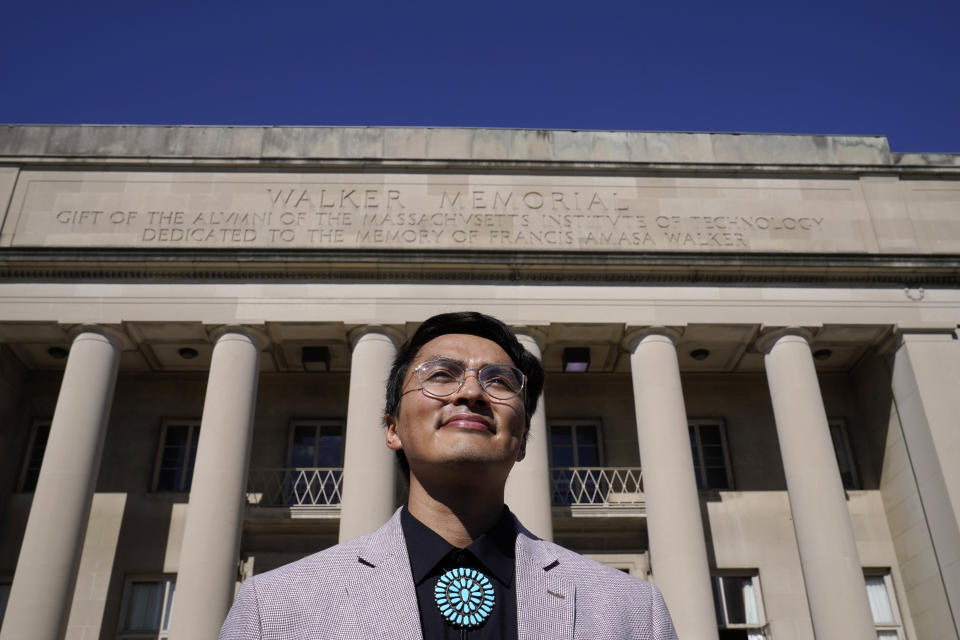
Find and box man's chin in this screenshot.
[427,452,517,475]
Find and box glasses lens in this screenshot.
[417,360,465,397]
[478,365,525,399]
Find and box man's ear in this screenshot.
[385,413,403,451]
[516,428,528,462]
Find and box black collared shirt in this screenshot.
[401,506,519,640]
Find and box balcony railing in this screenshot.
[246,466,641,515]
[247,468,343,510]
[551,467,645,510]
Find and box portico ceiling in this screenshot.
[0,320,895,374]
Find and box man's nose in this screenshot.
[456,369,486,400]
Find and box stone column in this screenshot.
[627,329,718,640]
[504,330,553,541]
[890,330,960,623]
[761,329,875,640]
[167,328,263,640]
[1,328,120,640]
[339,327,400,542]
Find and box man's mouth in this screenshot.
[441,414,493,432]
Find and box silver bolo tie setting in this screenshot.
[434,566,496,628]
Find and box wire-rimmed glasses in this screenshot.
[414,357,526,400]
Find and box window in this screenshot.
[118,577,175,640]
[0,581,11,626]
[690,420,733,490]
[829,419,860,490]
[549,422,602,467]
[550,422,603,505]
[153,422,200,492]
[18,421,51,492]
[865,571,903,639]
[287,421,344,506]
[712,573,767,640]
[289,421,344,468]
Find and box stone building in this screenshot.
[0,125,958,640]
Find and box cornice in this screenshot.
[0,249,958,286]
[0,124,956,174]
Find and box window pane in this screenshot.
[550,426,574,466]
[290,425,317,467]
[700,425,722,445]
[690,426,704,489]
[702,444,726,466]
[711,577,725,625]
[706,467,731,490]
[156,425,198,491]
[575,426,601,466]
[21,424,51,492]
[830,423,857,489]
[124,582,164,631]
[865,576,895,623]
[741,579,760,624]
[876,631,899,639]
[155,469,179,491]
[156,426,188,491]
[721,577,748,624]
[160,427,187,459]
[184,428,200,491]
[161,581,175,631]
[315,426,344,467]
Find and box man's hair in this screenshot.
[384,311,546,476]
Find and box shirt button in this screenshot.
[454,552,465,565]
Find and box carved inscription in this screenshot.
[13,174,843,252]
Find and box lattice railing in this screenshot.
[247,468,343,507]
[550,467,644,507]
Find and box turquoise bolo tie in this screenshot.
[434,567,495,637]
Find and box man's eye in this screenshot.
[424,367,460,382]
[482,368,520,390]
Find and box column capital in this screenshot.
[66,324,130,350]
[622,326,684,352]
[512,326,547,353]
[755,326,817,354]
[207,324,270,351]
[347,324,405,349]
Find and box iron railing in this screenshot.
[247,468,343,507]
[246,466,641,510]
[550,467,644,507]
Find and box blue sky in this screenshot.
[1,0,957,152]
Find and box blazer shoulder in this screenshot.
[240,534,373,595]
[521,536,677,637]
[558,542,656,590]
[221,534,377,640]
[524,536,651,589]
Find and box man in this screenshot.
[220,312,678,639]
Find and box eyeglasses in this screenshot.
[414,358,526,400]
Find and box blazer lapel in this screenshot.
[514,525,575,640]
[347,510,424,640]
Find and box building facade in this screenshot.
[0,125,958,640]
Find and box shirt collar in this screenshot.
[401,505,516,587]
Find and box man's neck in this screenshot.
[406,476,506,548]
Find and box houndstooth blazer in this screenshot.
[220,509,678,640]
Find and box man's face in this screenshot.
[385,333,527,481]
